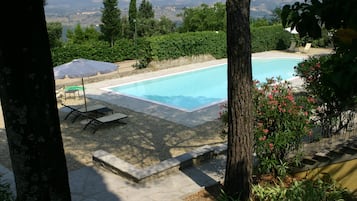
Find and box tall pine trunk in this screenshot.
[224,0,253,200]
[0,1,71,200]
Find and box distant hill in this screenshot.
[44,0,302,27]
[45,0,224,13]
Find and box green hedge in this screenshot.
[51,25,291,67]
[51,39,136,66]
[251,25,292,52]
[144,25,290,63]
[147,31,227,61]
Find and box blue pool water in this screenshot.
[108,58,302,111]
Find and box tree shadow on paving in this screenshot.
[58,95,228,199]
[58,96,227,169]
[66,154,122,201]
[181,155,227,200]
[0,131,122,200]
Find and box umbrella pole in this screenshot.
[82,77,87,112]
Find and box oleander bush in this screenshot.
[295,54,357,137]
[253,78,316,176]
[220,77,316,177]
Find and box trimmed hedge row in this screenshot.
[147,31,227,61]
[251,25,292,52]
[51,25,291,67]
[51,39,136,66]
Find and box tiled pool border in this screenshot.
[85,54,308,127]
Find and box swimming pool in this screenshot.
[107,58,302,111]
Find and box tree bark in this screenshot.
[224,0,253,200]
[0,1,71,200]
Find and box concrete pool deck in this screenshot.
[85,59,228,127]
[83,50,315,127]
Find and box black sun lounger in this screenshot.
[62,104,113,123]
[83,113,128,133]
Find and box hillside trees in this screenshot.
[224,0,253,200]
[179,3,226,32]
[271,7,282,24]
[138,0,154,19]
[133,0,176,37]
[47,22,63,48]
[155,16,176,35]
[100,0,122,47]
[128,0,137,38]
[0,0,71,200]
[136,0,154,37]
[49,2,290,66]
[67,24,100,44]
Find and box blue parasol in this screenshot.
[53,58,118,111]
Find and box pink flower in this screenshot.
[269,100,278,105]
[278,105,286,113]
[269,143,274,151]
[263,129,269,134]
[286,94,294,102]
[307,96,316,103]
[259,136,267,141]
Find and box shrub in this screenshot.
[251,25,291,52]
[218,174,355,201]
[220,77,315,176]
[147,31,227,61]
[252,174,355,201]
[51,39,137,66]
[295,54,357,137]
[253,78,315,176]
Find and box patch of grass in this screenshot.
[186,174,357,201]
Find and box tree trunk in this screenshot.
[224,0,253,200]
[0,1,71,200]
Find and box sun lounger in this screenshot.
[62,104,113,123]
[302,43,312,53]
[83,113,128,133]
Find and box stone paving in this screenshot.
[0,153,227,201]
[1,49,341,200]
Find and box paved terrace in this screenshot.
[2,49,347,201]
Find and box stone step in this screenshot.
[302,156,318,165]
[92,143,227,183]
[341,146,357,155]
